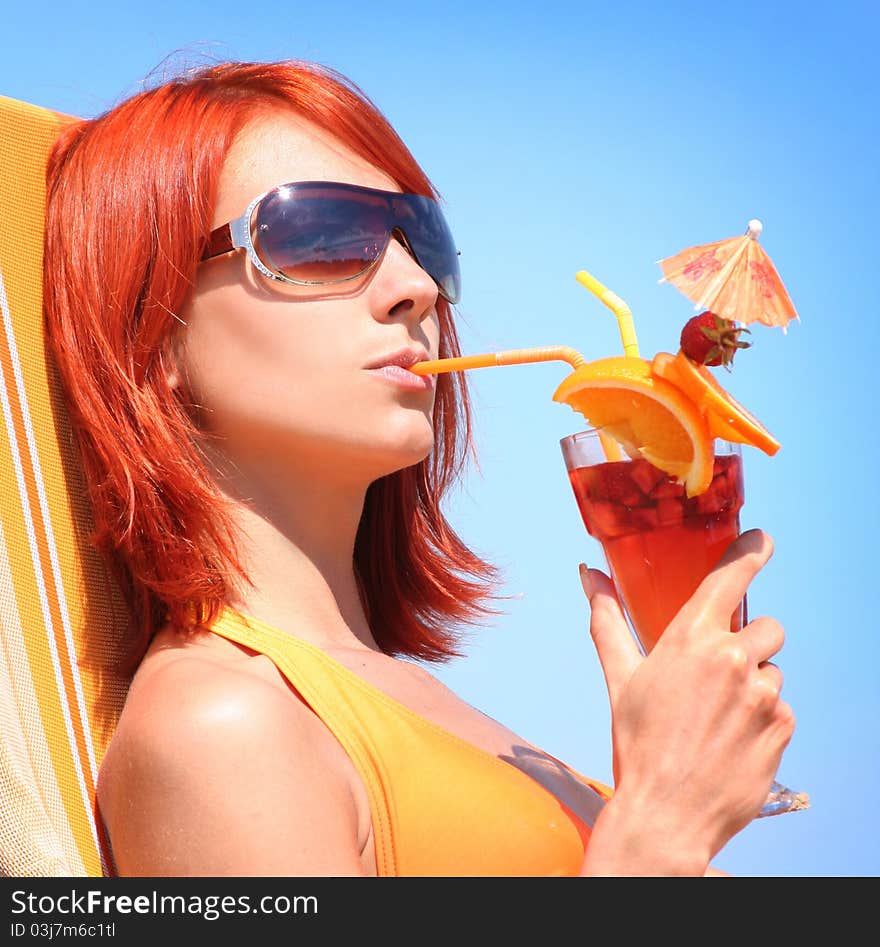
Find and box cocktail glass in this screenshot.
[560,427,809,818]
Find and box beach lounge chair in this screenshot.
[0,93,130,877]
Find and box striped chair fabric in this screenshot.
[0,94,131,877]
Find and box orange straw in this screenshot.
[409,344,587,376]
[408,271,638,466]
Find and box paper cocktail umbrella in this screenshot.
[657,219,799,330]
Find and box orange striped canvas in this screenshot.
[0,94,132,877]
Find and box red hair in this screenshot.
[43,60,500,668]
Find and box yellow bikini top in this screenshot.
[210,608,613,877]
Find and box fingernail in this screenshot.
[578,563,593,598]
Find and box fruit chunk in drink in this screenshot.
[568,452,744,653]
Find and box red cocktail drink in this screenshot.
[561,431,745,654]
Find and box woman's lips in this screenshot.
[366,364,435,391]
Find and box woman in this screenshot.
[43,60,793,876]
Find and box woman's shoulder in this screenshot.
[105,627,306,759]
[97,629,317,816]
[97,627,368,875]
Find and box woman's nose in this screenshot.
[371,234,438,325]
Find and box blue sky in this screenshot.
[3,0,877,876]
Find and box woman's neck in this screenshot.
[207,447,380,653]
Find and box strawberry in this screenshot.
[679,311,751,370]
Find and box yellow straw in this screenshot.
[409,344,587,375]
[575,270,640,358]
[597,430,624,462]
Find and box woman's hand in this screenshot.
[579,529,795,875]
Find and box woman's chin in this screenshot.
[360,430,435,480]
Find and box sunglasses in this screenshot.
[201,180,461,303]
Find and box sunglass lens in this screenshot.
[393,194,461,303]
[250,183,460,303]
[252,188,387,284]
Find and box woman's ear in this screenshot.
[164,328,187,393]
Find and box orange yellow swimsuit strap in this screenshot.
[210,608,613,877]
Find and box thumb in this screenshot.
[579,564,642,706]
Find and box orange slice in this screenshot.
[650,351,781,456]
[552,356,714,496]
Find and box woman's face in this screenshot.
[177,109,442,488]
